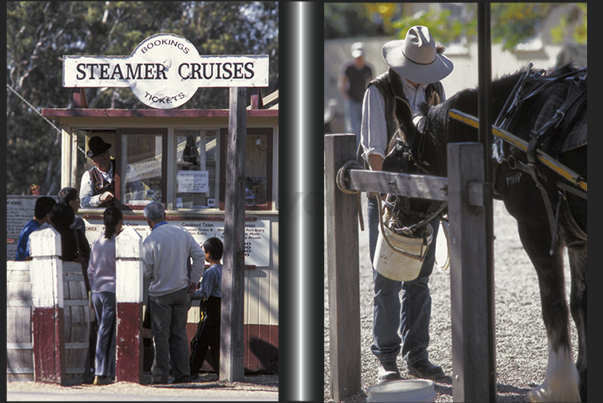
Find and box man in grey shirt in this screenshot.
[141,202,204,384]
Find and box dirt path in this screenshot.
[324,198,578,402]
[7,374,278,401]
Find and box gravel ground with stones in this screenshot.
[7,373,278,401]
[325,197,578,402]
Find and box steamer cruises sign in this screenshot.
[63,33,269,109]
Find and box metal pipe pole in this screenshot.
[477,3,497,401]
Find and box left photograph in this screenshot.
[7,2,279,400]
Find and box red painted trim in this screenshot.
[116,302,144,383]
[32,307,66,384]
[41,108,278,118]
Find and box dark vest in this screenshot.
[88,160,116,207]
[369,68,444,147]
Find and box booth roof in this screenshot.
[42,108,278,118]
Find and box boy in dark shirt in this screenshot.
[189,237,223,378]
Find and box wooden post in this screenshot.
[29,226,66,385]
[220,87,247,381]
[115,226,144,383]
[325,134,361,400]
[448,143,495,402]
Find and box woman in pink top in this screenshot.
[87,206,123,385]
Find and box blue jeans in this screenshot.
[367,196,439,366]
[91,291,116,378]
[344,99,363,149]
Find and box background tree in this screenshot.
[324,3,586,51]
[7,1,279,196]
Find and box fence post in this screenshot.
[448,142,495,402]
[29,226,66,385]
[115,226,144,383]
[221,86,247,382]
[325,134,361,400]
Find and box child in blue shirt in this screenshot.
[15,196,56,261]
[189,237,223,378]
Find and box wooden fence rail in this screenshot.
[325,134,495,402]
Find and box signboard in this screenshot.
[8,197,271,267]
[177,170,209,193]
[63,33,269,109]
[108,219,271,268]
[6,196,58,259]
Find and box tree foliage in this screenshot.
[7,1,279,196]
[325,3,587,51]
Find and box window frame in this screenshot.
[218,127,274,211]
[115,127,169,210]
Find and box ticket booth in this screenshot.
[41,34,279,374]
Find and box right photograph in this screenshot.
[324,3,587,403]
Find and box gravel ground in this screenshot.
[324,197,578,402]
[7,373,278,401]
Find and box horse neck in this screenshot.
[423,72,523,175]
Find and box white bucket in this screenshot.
[374,223,433,282]
[367,379,436,402]
[435,220,450,272]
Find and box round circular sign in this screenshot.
[129,33,200,109]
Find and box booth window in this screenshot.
[119,128,167,207]
[76,128,167,209]
[175,130,218,209]
[219,128,273,210]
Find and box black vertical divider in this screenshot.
[279,2,325,401]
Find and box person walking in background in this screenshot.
[15,196,56,261]
[87,206,123,386]
[59,186,86,234]
[359,26,453,382]
[141,202,205,385]
[339,41,373,149]
[189,237,224,378]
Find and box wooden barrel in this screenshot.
[7,261,33,381]
[62,261,92,386]
[6,261,91,385]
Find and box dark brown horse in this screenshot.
[382,64,587,402]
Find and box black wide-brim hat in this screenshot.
[87,136,112,158]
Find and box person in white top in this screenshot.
[140,202,204,384]
[87,206,123,385]
[359,26,453,382]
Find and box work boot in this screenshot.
[378,361,402,383]
[407,358,445,380]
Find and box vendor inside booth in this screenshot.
[42,33,279,375]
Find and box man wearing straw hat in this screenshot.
[359,26,453,382]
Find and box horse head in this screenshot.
[380,95,448,235]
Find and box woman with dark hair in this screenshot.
[87,206,123,385]
[50,201,91,265]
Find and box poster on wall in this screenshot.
[117,218,271,267]
[6,196,58,260]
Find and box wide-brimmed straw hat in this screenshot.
[382,26,454,84]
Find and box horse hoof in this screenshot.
[528,384,581,402]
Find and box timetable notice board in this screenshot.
[7,196,59,259]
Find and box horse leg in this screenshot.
[568,243,587,402]
[515,221,580,402]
